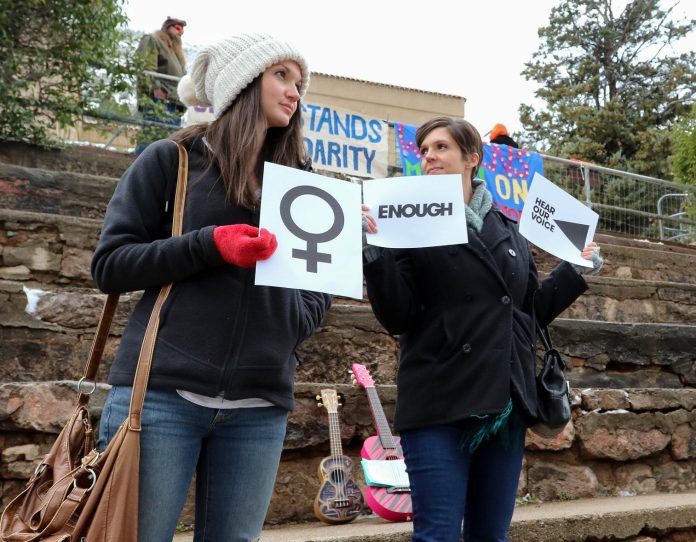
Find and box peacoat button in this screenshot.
[462,343,472,354]
[464,293,473,302]
[508,249,516,257]
[501,295,511,305]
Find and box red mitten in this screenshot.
[213,224,278,268]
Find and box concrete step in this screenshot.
[3,163,696,286]
[0,140,133,178]
[0,162,116,219]
[171,492,696,542]
[3,191,695,286]
[562,275,696,324]
[3,208,696,323]
[0,208,100,286]
[2,284,695,387]
[535,235,696,285]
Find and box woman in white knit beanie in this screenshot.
[92,34,331,542]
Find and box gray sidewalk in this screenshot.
[172,491,696,541]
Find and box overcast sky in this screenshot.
[123,0,695,138]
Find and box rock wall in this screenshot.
[1,382,694,525]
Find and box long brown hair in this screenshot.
[416,117,483,182]
[171,75,307,208]
[155,30,186,70]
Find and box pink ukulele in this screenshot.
[351,363,412,522]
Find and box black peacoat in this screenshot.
[363,209,588,432]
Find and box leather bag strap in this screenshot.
[535,319,554,352]
[128,142,188,430]
[77,142,188,414]
[78,294,119,405]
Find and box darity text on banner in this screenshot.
[301,103,388,178]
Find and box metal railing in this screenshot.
[142,70,182,83]
[657,193,691,241]
[96,71,184,148]
[541,155,696,244]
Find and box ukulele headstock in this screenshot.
[316,389,343,413]
[351,363,375,389]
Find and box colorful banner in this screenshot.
[395,122,423,176]
[301,103,388,179]
[394,121,544,221]
[184,103,389,179]
[479,143,544,221]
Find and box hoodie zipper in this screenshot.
[218,269,254,396]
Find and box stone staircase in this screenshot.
[1,145,695,541]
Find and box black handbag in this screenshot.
[534,322,572,430]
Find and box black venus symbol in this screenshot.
[279,185,345,273]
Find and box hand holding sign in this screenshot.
[213,224,277,268]
[519,173,599,267]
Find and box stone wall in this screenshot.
[2,287,694,389]
[1,381,694,525]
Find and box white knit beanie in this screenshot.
[177,33,310,119]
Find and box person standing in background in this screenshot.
[489,122,519,148]
[135,16,188,153]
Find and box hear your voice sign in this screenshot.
[519,172,598,267]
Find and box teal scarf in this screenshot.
[464,178,493,233]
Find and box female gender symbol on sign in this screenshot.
[279,185,345,273]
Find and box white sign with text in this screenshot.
[519,172,598,267]
[362,174,468,248]
[255,163,363,299]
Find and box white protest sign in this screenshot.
[362,174,468,248]
[255,163,363,299]
[519,172,599,267]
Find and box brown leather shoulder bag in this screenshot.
[0,142,189,542]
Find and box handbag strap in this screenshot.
[78,294,120,405]
[128,142,188,430]
[535,318,554,352]
[78,142,188,411]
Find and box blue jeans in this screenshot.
[98,386,288,542]
[400,424,526,542]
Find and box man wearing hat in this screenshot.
[489,123,519,148]
[135,17,188,153]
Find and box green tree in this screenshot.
[520,0,695,179]
[671,103,696,185]
[671,103,696,222]
[0,0,137,147]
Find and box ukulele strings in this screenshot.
[367,386,402,488]
[329,410,346,503]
